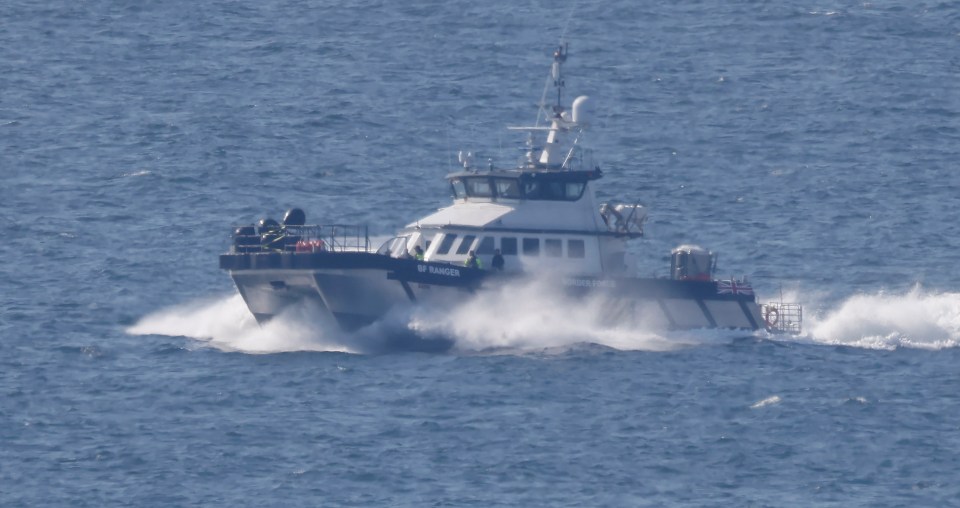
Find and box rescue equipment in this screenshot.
[763,306,779,327]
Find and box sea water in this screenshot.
[3,0,960,505]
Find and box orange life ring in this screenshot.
[763,307,779,328]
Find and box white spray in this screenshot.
[128,283,960,354]
[127,278,745,354]
[801,286,960,350]
[126,294,355,354]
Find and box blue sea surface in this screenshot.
[3,0,960,505]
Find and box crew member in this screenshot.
[413,245,425,261]
[464,250,481,269]
[491,248,504,271]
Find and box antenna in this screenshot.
[559,0,579,41]
[535,41,569,128]
[498,129,503,167]
[535,70,552,128]
[551,43,568,118]
[445,127,452,173]
[554,0,579,112]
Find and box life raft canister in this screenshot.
[763,306,780,328]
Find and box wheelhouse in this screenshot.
[448,169,602,202]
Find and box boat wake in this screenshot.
[126,294,356,354]
[777,286,960,350]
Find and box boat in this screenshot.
[219,44,803,342]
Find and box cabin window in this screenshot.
[541,182,565,200]
[545,239,562,257]
[565,182,586,200]
[423,233,437,252]
[520,179,586,201]
[477,236,495,255]
[376,236,406,256]
[391,237,411,258]
[522,181,541,199]
[451,179,466,199]
[456,235,476,255]
[494,178,521,199]
[568,239,585,258]
[522,238,540,256]
[437,234,457,254]
[465,177,492,198]
[500,237,518,255]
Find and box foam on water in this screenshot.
[408,278,741,353]
[750,395,782,409]
[126,294,355,354]
[788,286,960,350]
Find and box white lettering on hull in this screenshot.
[563,278,617,288]
[417,264,461,277]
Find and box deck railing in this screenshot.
[230,224,371,254]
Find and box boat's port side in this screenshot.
[225,249,770,333]
[660,298,712,328]
[550,276,764,331]
[619,295,762,331]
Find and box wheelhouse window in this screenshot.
[520,179,586,201]
[541,182,565,200]
[423,233,438,251]
[545,239,562,257]
[501,237,518,255]
[565,182,586,199]
[450,179,466,199]
[494,178,521,199]
[522,181,540,199]
[456,235,476,255]
[477,236,495,255]
[437,234,457,255]
[464,177,492,198]
[568,239,586,258]
[522,238,540,256]
[452,174,588,201]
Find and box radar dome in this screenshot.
[571,95,590,125]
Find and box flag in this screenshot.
[718,279,754,296]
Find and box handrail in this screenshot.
[229,224,370,253]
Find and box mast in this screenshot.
[551,43,568,121]
[507,43,590,171]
